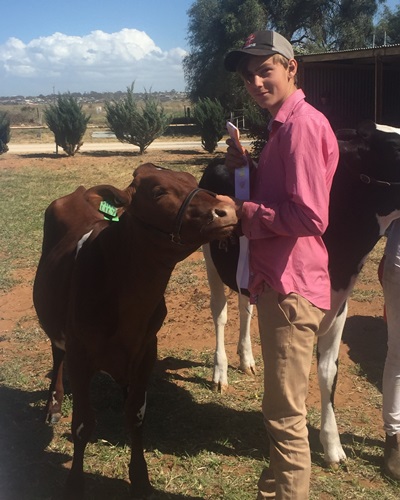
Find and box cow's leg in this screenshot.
[203,244,229,392]
[46,342,65,424]
[237,293,255,376]
[64,345,95,500]
[317,302,348,466]
[125,338,158,499]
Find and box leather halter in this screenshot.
[170,187,216,244]
[359,174,400,187]
[341,156,400,188]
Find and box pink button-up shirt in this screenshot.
[241,89,339,310]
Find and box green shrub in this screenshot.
[105,83,171,154]
[243,100,270,160]
[44,93,90,156]
[0,111,11,154]
[193,98,225,154]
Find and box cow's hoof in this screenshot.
[326,459,347,471]
[130,483,154,499]
[327,461,340,471]
[131,492,157,500]
[212,381,228,394]
[46,412,62,425]
[242,365,256,377]
[384,433,400,481]
[64,474,85,500]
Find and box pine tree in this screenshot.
[44,93,90,156]
[0,111,11,154]
[105,83,171,154]
[194,97,226,153]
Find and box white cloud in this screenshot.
[0,29,188,96]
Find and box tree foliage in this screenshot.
[184,0,384,108]
[44,93,90,156]
[375,5,400,45]
[193,97,226,153]
[105,83,171,155]
[183,0,267,109]
[260,0,332,42]
[0,111,11,154]
[243,101,270,159]
[298,0,381,51]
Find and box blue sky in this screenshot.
[0,0,399,97]
[0,0,193,96]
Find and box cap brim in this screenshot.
[224,48,277,72]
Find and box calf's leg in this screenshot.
[317,302,348,466]
[237,293,255,376]
[64,344,96,500]
[203,243,229,392]
[126,338,158,498]
[46,342,65,424]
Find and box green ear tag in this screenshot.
[99,201,119,222]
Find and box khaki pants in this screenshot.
[256,286,325,499]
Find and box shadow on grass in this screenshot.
[17,153,64,159]
[0,385,69,500]
[342,315,387,391]
[3,348,387,499]
[78,149,206,159]
[0,353,264,499]
[145,356,267,460]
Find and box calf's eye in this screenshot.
[153,188,167,199]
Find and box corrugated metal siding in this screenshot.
[299,62,400,128]
[383,68,400,127]
[301,66,375,129]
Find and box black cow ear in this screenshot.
[335,128,357,141]
[357,120,376,140]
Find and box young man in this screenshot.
[380,220,400,481]
[219,31,339,499]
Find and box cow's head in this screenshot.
[337,120,400,184]
[127,163,238,246]
[337,120,400,233]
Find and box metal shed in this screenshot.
[296,44,400,129]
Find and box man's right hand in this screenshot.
[225,138,251,170]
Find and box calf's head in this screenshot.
[127,163,238,246]
[337,121,400,232]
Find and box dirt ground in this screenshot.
[0,148,390,483]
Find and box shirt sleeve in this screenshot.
[241,116,335,240]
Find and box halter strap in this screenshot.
[171,188,216,244]
[359,174,400,187]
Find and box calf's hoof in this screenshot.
[130,482,154,499]
[212,381,228,394]
[384,433,400,481]
[64,474,85,500]
[45,411,62,425]
[241,365,256,377]
[326,461,341,471]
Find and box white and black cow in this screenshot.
[199,120,400,466]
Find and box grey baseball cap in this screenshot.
[224,30,294,72]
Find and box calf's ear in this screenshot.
[335,128,357,141]
[357,120,376,140]
[84,185,132,211]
